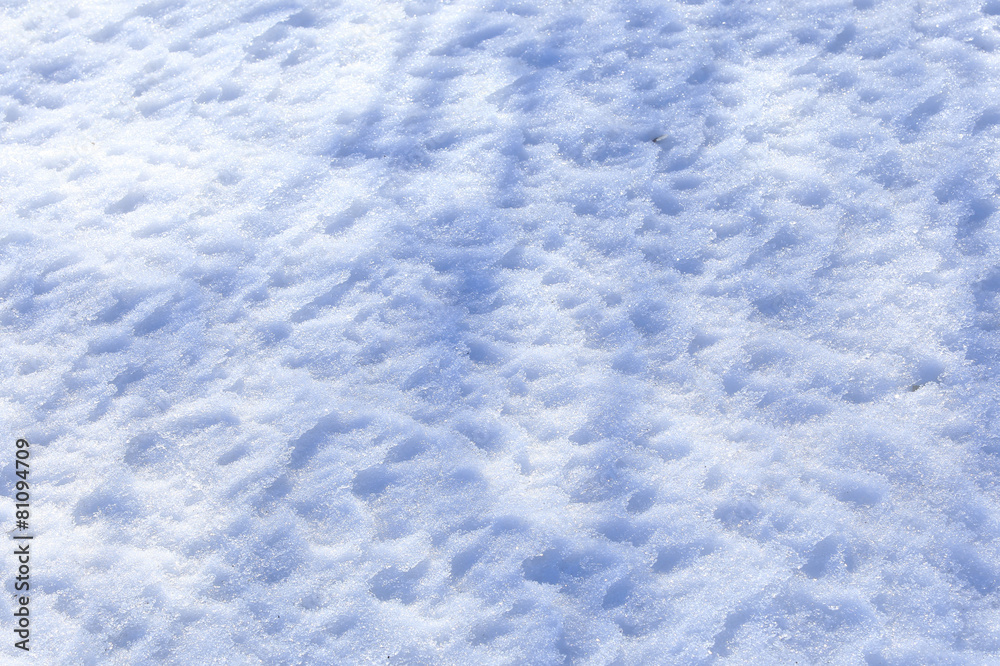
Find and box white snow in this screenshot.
[2,0,1000,663]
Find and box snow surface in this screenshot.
[2,0,1000,663]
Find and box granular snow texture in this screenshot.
[2,0,1000,663]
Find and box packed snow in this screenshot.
[2,0,1000,663]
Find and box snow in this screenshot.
[2,0,1000,662]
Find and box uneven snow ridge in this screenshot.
[2,0,1000,663]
